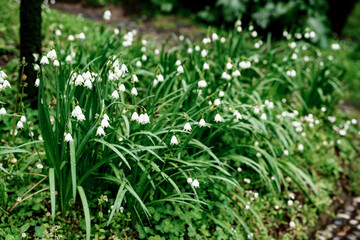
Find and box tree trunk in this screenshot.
[20,0,42,109]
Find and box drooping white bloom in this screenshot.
[203,63,210,70]
[120,64,128,75]
[68,35,75,41]
[142,55,147,61]
[111,90,119,99]
[284,150,289,156]
[101,114,109,121]
[260,113,267,120]
[75,75,84,86]
[170,135,178,145]
[17,121,24,129]
[202,37,211,44]
[157,74,164,82]
[135,60,142,67]
[119,84,126,92]
[253,107,260,114]
[212,33,219,41]
[40,56,49,65]
[201,49,208,57]
[84,79,92,89]
[101,119,110,128]
[46,49,57,60]
[64,133,73,142]
[220,37,226,43]
[232,70,241,77]
[35,78,40,87]
[298,144,304,151]
[65,55,72,62]
[0,107,6,115]
[131,112,139,121]
[331,43,340,50]
[177,65,184,73]
[132,74,138,82]
[192,179,199,188]
[175,60,181,66]
[34,64,40,71]
[96,126,106,136]
[36,163,43,169]
[78,32,86,39]
[289,221,295,228]
[214,99,221,106]
[131,87,138,96]
[138,113,150,124]
[187,178,193,184]
[184,122,192,131]
[289,42,296,49]
[103,10,111,21]
[239,61,251,69]
[214,114,223,122]
[187,48,193,54]
[53,60,60,67]
[20,116,26,122]
[55,29,62,36]
[195,45,200,51]
[226,62,233,69]
[72,106,85,121]
[219,91,224,97]
[198,80,207,88]
[199,119,206,127]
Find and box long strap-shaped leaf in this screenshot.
[49,168,56,221]
[78,186,91,240]
[107,181,127,226]
[69,121,77,202]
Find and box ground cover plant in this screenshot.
[1,1,360,239]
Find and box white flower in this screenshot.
[72,106,85,121]
[46,49,57,60]
[226,62,233,69]
[103,10,111,20]
[131,87,138,96]
[119,84,126,92]
[53,60,60,67]
[135,61,142,67]
[75,75,84,86]
[17,121,24,129]
[111,90,119,99]
[101,119,110,128]
[170,135,178,145]
[331,43,340,50]
[0,107,6,115]
[212,33,219,41]
[214,114,223,122]
[289,221,295,228]
[55,29,62,36]
[34,64,40,71]
[198,80,207,88]
[131,112,139,121]
[78,32,86,39]
[84,79,92,89]
[96,126,106,136]
[239,61,251,69]
[191,179,199,188]
[121,64,128,74]
[219,91,224,97]
[177,65,184,73]
[103,113,110,121]
[214,99,221,106]
[20,116,26,122]
[40,56,49,65]
[284,150,289,156]
[251,31,258,37]
[68,35,75,41]
[132,74,138,82]
[203,63,210,70]
[154,49,160,55]
[195,45,200,51]
[64,133,73,142]
[287,200,293,206]
[187,48,193,54]
[157,74,164,82]
[201,49,208,57]
[65,55,72,62]
[175,60,181,66]
[187,178,193,184]
[142,55,147,61]
[260,113,267,120]
[36,163,43,169]
[184,122,192,131]
[289,42,296,49]
[298,144,304,151]
[202,37,211,44]
[220,37,226,43]
[232,70,241,77]
[35,78,40,87]
[199,119,206,127]
[138,113,150,124]
[253,107,260,115]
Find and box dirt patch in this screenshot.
[50,2,206,43]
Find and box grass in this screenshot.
[0,0,360,239]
